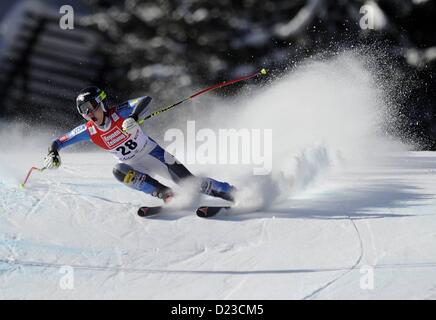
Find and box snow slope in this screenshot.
[1,52,436,299]
[1,151,436,299]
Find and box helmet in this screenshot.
[76,86,108,119]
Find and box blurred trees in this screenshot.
[80,0,436,148]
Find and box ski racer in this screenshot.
[43,86,236,204]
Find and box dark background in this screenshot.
[0,0,435,148]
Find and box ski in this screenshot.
[196,206,231,218]
[137,206,163,217]
[138,205,232,218]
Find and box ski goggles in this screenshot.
[77,100,102,116]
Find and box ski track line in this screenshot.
[1,258,435,276]
[26,186,52,218]
[302,212,364,300]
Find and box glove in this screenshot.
[44,151,61,169]
[122,117,139,133]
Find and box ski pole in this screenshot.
[20,166,46,189]
[138,68,268,124]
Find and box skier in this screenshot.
[43,86,236,206]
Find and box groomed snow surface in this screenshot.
[1,150,436,299]
[1,53,436,299]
